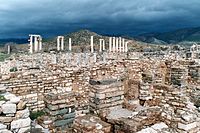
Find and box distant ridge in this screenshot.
[2,27,200,46]
[135,27,200,44]
[0,38,28,45]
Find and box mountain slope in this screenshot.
[136,27,200,44]
[0,38,28,45]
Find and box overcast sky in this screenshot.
[0,0,200,38]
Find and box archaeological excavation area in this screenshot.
[1,36,200,133]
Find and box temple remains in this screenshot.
[0,35,200,133]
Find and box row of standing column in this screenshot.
[57,36,72,51]
[90,36,128,53]
[109,37,128,52]
[29,35,42,54]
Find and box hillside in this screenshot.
[0,38,28,45]
[136,27,200,44]
[0,30,168,53]
[43,29,164,52]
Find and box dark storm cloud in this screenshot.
[0,0,200,38]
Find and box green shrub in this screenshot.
[30,111,45,120]
[10,67,18,72]
[0,53,9,62]
[0,95,6,101]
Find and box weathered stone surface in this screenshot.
[0,117,13,123]
[151,122,168,131]
[0,129,12,133]
[16,108,30,119]
[178,122,197,131]
[0,84,7,92]
[11,117,31,130]
[181,114,194,122]
[0,101,5,107]
[17,101,26,110]
[10,97,20,104]
[54,118,74,127]
[0,123,7,130]
[137,127,157,133]
[2,104,16,114]
[17,126,30,133]
[4,93,16,100]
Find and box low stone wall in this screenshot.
[0,85,31,133]
[89,79,125,118]
[38,92,76,132]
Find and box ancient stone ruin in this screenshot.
[1,35,200,133]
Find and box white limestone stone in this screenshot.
[151,122,168,131]
[0,101,5,107]
[0,84,7,91]
[181,114,194,122]
[16,108,30,119]
[0,123,7,130]
[96,123,103,130]
[11,117,31,130]
[0,129,12,133]
[18,126,30,133]
[137,127,157,133]
[10,97,20,104]
[3,93,16,100]
[2,103,16,114]
[178,122,197,131]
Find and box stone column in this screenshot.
[34,36,38,52]
[52,54,57,64]
[122,38,125,52]
[57,37,60,51]
[103,52,106,63]
[61,37,64,51]
[102,39,105,51]
[113,37,116,52]
[39,36,42,51]
[94,53,97,63]
[7,45,10,54]
[99,39,102,52]
[116,38,119,52]
[91,36,94,53]
[119,37,122,52]
[109,37,112,52]
[29,35,33,54]
[69,38,72,51]
[125,42,128,52]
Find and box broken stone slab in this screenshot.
[137,127,157,133]
[63,112,76,119]
[17,126,30,133]
[2,103,16,114]
[181,114,194,122]
[17,100,27,110]
[178,122,197,131]
[10,97,20,104]
[0,117,13,123]
[0,129,12,133]
[0,101,5,107]
[0,84,7,92]
[11,117,31,130]
[16,108,30,119]
[3,93,16,101]
[151,122,168,131]
[54,118,74,127]
[0,123,7,130]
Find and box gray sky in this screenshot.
[0,0,200,38]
